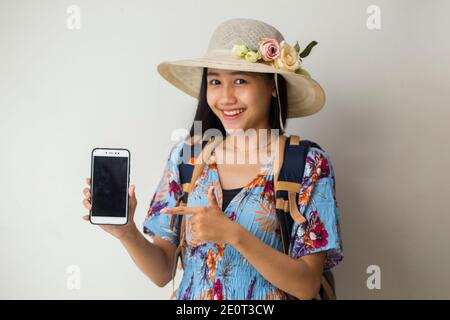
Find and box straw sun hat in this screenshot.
[157,18,325,130]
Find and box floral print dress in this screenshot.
[143,139,344,300]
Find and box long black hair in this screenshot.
[188,67,288,139]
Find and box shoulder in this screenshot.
[160,139,187,182]
[166,138,189,164]
[303,144,335,181]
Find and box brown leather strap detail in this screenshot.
[273,134,290,258]
[178,215,187,271]
[321,275,336,300]
[176,194,184,204]
[274,181,301,192]
[170,196,185,229]
[275,198,290,212]
[169,214,176,230]
[288,191,306,224]
[273,134,287,183]
[290,134,300,145]
[182,183,191,193]
[276,196,306,224]
[179,215,187,243]
[187,164,206,193]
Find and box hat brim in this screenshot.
[157,51,325,118]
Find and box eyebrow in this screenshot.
[207,71,251,77]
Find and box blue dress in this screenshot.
[143,138,344,300]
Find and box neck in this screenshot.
[223,128,278,154]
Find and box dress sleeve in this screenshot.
[289,147,344,271]
[142,140,184,247]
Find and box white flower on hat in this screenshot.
[232,44,249,57]
[244,50,262,63]
[271,40,301,71]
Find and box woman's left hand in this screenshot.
[160,186,239,244]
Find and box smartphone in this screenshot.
[90,148,130,225]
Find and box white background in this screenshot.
[1,0,449,299]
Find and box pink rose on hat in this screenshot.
[258,38,281,61]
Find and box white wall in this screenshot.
[1,0,449,299]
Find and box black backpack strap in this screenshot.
[276,136,338,300]
[178,137,210,203]
[275,136,322,254]
[168,135,219,297]
[278,138,322,250]
[169,136,209,230]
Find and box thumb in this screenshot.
[129,185,137,203]
[207,186,219,207]
[129,184,135,196]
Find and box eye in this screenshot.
[235,79,246,84]
[209,79,220,85]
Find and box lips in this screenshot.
[221,108,246,120]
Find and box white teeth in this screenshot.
[223,109,245,116]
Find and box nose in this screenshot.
[219,82,237,105]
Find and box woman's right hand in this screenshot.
[82,177,138,241]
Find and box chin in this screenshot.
[224,124,247,132]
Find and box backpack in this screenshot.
[167,134,336,300]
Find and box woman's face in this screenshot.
[206,68,276,133]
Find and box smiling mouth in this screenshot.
[221,108,246,119]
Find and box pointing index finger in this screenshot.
[160,206,202,215]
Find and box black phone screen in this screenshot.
[91,156,129,217]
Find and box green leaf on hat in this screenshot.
[295,68,311,78]
[299,41,318,58]
[293,41,301,53]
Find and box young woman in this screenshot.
[81,18,343,300]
